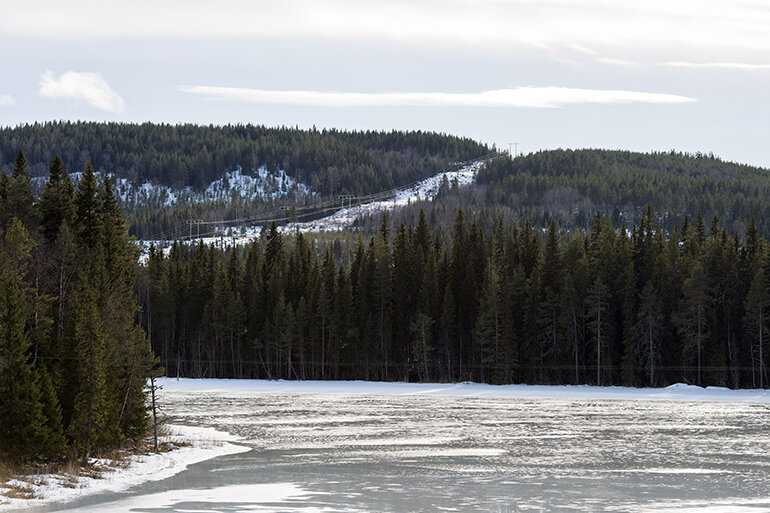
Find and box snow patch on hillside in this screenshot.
[136,161,483,262]
[34,166,312,209]
[204,166,311,203]
[290,160,482,232]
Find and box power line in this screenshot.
[141,152,502,243]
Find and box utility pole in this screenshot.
[508,142,519,158]
[150,375,159,452]
[338,194,355,209]
[187,219,203,241]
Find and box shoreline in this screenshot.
[0,425,250,511]
[157,377,770,403]
[3,378,767,510]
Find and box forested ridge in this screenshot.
[476,150,770,236]
[140,207,768,390]
[0,122,488,193]
[0,122,489,240]
[0,151,153,464]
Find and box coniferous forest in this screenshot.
[4,127,770,463]
[0,122,487,194]
[140,207,768,390]
[0,151,153,464]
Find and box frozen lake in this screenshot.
[28,381,770,512]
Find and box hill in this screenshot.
[474,149,770,235]
[0,122,488,195]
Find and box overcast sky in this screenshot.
[2,1,769,167]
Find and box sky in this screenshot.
[1,0,770,167]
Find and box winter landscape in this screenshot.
[11,379,770,512]
[3,1,770,512]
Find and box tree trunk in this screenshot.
[596,309,601,386]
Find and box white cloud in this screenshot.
[0,94,15,107]
[3,1,770,61]
[662,61,770,70]
[595,58,637,67]
[38,71,125,113]
[179,86,696,109]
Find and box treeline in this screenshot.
[477,150,770,235]
[140,207,768,389]
[0,122,488,194]
[0,151,153,463]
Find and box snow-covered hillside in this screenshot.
[289,160,482,232]
[137,160,483,261]
[203,167,311,203]
[33,166,312,208]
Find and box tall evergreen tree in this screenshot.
[39,156,74,244]
[0,220,60,461]
[636,282,663,386]
[673,261,712,385]
[743,268,769,388]
[474,265,502,383]
[5,150,37,231]
[587,276,610,386]
[67,273,110,456]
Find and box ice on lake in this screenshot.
[28,380,770,512]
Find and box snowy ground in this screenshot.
[137,160,483,262]
[155,377,770,402]
[285,160,483,232]
[0,425,249,511]
[32,167,312,209]
[19,379,770,513]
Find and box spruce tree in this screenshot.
[40,156,74,244]
[67,273,109,457]
[636,282,663,386]
[0,171,9,232]
[74,163,101,252]
[474,265,502,383]
[0,220,62,461]
[6,150,37,231]
[673,261,712,386]
[743,268,769,388]
[587,276,610,386]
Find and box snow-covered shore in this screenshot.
[0,425,250,511]
[157,377,770,403]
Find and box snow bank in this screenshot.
[0,424,250,511]
[156,378,770,403]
